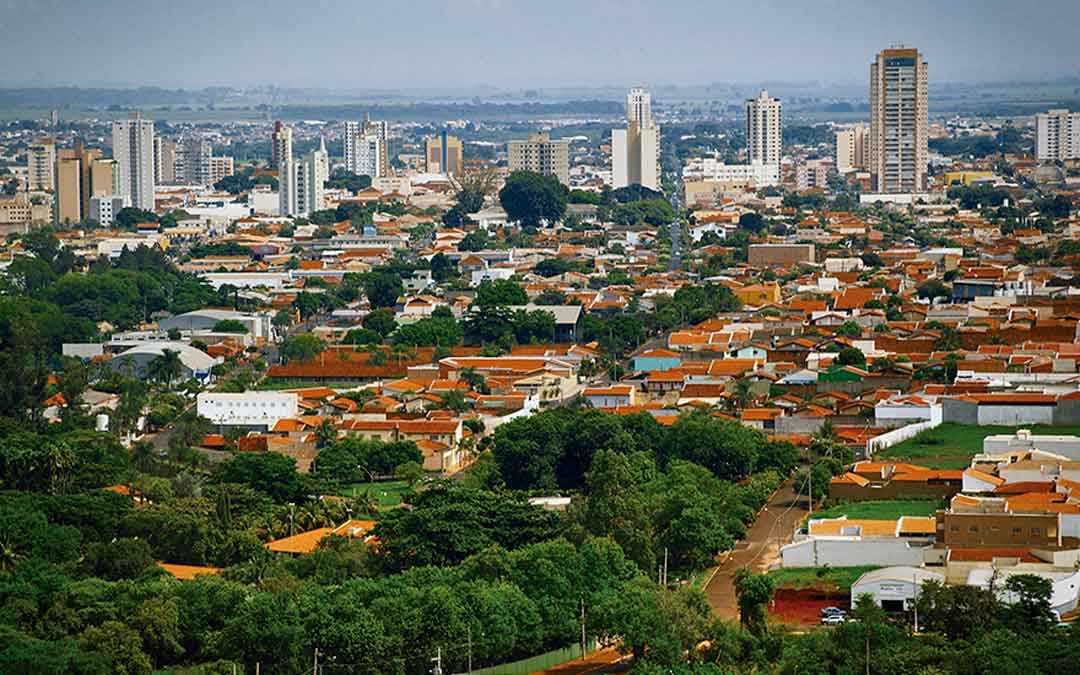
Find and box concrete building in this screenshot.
[797,159,834,190]
[55,141,116,224]
[26,138,56,191]
[160,309,274,341]
[836,123,868,173]
[869,46,928,194]
[0,194,50,232]
[746,89,782,166]
[781,517,936,568]
[105,341,218,383]
[153,137,176,184]
[112,112,156,210]
[345,116,389,177]
[681,158,779,187]
[209,156,234,185]
[424,132,463,176]
[1035,109,1080,161]
[89,195,128,228]
[747,243,815,266]
[508,132,570,185]
[612,87,660,190]
[280,139,328,218]
[197,391,299,429]
[271,121,293,170]
[175,137,213,185]
[851,567,945,612]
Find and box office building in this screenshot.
[508,132,570,185]
[681,157,779,186]
[1035,109,1080,161]
[612,87,661,190]
[175,137,213,185]
[153,138,176,184]
[746,90,782,166]
[209,156,235,185]
[55,141,116,224]
[869,46,928,194]
[280,140,328,218]
[344,120,383,178]
[26,138,56,191]
[271,121,293,170]
[112,112,156,210]
[836,123,868,173]
[797,159,834,190]
[425,132,463,176]
[90,195,129,228]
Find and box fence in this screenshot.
[472,639,599,675]
[865,405,942,457]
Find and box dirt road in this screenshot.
[703,482,809,620]
[532,647,628,675]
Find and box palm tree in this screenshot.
[0,535,25,572]
[315,419,338,447]
[733,378,754,410]
[148,349,184,389]
[131,440,157,473]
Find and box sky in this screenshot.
[4,0,1080,90]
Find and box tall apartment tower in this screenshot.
[363,114,390,176]
[836,123,869,173]
[175,137,213,185]
[612,87,661,191]
[26,138,56,191]
[280,143,328,217]
[54,141,117,224]
[112,112,156,210]
[424,133,463,176]
[344,119,385,178]
[1035,109,1080,161]
[271,121,293,170]
[153,137,176,184]
[508,132,570,185]
[746,90,782,166]
[869,46,928,194]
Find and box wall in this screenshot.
[866,408,942,457]
[829,480,957,504]
[781,537,931,568]
[977,404,1055,426]
[942,398,979,425]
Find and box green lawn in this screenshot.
[808,499,942,524]
[768,566,881,592]
[338,481,413,508]
[878,423,1080,469]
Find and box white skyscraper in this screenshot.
[612,87,660,190]
[344,121,384,178]
[272,121,293,170]
[111,112,156,210]
[746,90,782,166]
[869,46,928,194]
[836,123,868,173]
[280,142,328,217]
[1035,109,1080,161]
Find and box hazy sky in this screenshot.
[5,0,1080,89]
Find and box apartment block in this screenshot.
[508,132,570,185]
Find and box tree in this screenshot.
[596,577,710,664]
[457,229,490,251]
[1002,573,1055,635]
[835,320,862,337]
[575,449,655,570]
[917,280,950,301]
[456,186,486,213]
[147,349,184,388]
[474,279,528,307]
[835,346,866,366]
[733,569,775,634]
[78,621,153,675]
[362,308,397,337]
[915,579,999,641]
[212,319,248,334]
[738,212,765,233]
[363,271,403,308]
[498,170,568,226]
[217,452,302,502]
[281,333,325,363]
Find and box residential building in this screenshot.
[1035,109,1080,161]
[747,244,815,266]
[26,137,55,191]
[869,46,928,194]
[55,141,115,224]
[153,137,176,184]
[280,139,328,217]
[197,391,300,429]
[424,132,463,176]
[271,121,293,170]
[175,137,213,185]
[612,87,660,190]
[345,124,382,178]
[89,195,128,227]
[209,156,234,185]
[797,159,834,190]
[0,193,50,231]
[746,89,782,166]
[508,132,570,185]
[836,123,868,173]
[681,158,779,187]
[111,112,156,210]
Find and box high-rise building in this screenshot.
[271,121,293,170]
[90,195,129,228]
[746,90,782,166]
[363,114,390,176]
[424,133,463,176]
[27,138,56,191]
[175,137,213,185]
[209,156,235,185]
[344,121,384,178]
[1035,109,1080,161]
[869,46,928,194]
[612,87,661,190]
[836,123,868,173]
[54,141,116,224]
[112,112,156,210]
[508,132,570,185]
[153,138,176,184]
[280,143,328,217]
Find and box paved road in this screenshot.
[703,481,809,620]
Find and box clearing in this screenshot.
[878,423,1080,469]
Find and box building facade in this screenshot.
[271,121,293,170]
[89,195,128,228]
[1035,109,1080,161]
[279,142,328,217]
[746,90,782,166]
[869,46,928,194]
[26,138,56,191]
[55,141,116,224]
[612,87,660,190]
[836,123,868,173]
[345,121,383,178]
[209,156,234,185]
[153,137,176,184]
[175,137,213,185]
[508,132,570,185]
[111,112,156,210]
[424,133,463,176]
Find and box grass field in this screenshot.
[768,566,880,592]
[808,499,942,524]
[878,423,1080,469]
[338,480,412,508]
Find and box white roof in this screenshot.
[853,566,944,587]
[114,341,217,373]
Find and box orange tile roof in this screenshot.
[158,562,223,580]
[265,528,334,554]
[809,518,898,537]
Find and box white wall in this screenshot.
[780,537,930,568]
[867,408,942,457]
[977,405,1054,426]
[197,391,299,426]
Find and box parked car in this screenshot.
[819,606,846,617]
[821,614,848,626]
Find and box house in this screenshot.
[633,348,682,373]
[851,566,945,612]
[584,384,634,409]
[780,516,936,568]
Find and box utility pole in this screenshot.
[808,464,813,518]
[580,597,587,659]
[313,647,320,675]
[432,647,443,675]
[663,547,668,586]
[466,626,472,674]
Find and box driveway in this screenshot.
[703,481,809,620]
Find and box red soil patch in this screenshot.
[769,587,851,626]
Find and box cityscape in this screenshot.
[2,2,1080,673]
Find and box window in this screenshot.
[968,526,978,534]
[1031,528,1042,536]
[1012,527,1022,536]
